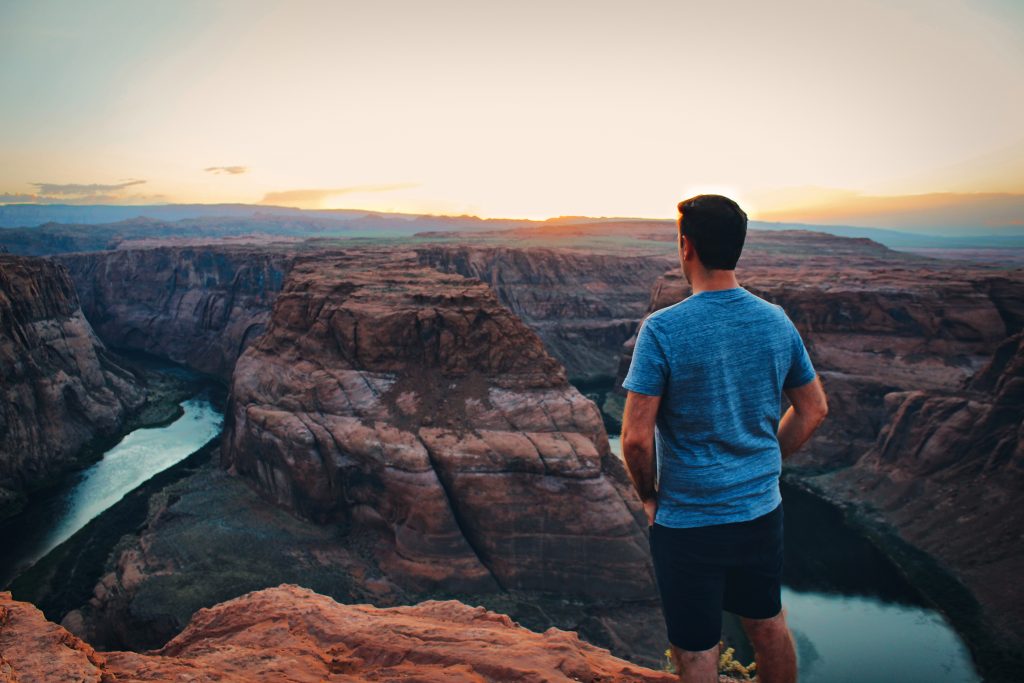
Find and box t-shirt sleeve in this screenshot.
[783,319,817,390]
[622,316,669,396]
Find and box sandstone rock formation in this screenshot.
[39,243,663,659]
[223,249,654,599]
[0,255,145,520]
[619,264,1024,468]
[59,247,294,380]
[827,330,1024,649]
[615,248,1024,673]
[416,246,675,380]
[58,448,666,664]
[1,584,678,682]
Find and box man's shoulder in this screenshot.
[646,295,704,322]
[645,301,682,323]
[737,289,795,324]
[641,300,696,336]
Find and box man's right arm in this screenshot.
[778,375,828,459]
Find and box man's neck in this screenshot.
[690,269,740,294]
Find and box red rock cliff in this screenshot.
[222,249,655,599]
[0,585,677,682]
[416,245,675,380]
[0,255,144,520]
[58,247,294,380]
[620,263,1024,468]
[830,330,1024,647]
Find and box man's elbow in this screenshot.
[790,377,829,424]
[620,432,653,457]
[811,395,829,425]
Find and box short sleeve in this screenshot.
[783,320,817,390]
[622,316,669,396]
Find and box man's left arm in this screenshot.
[620,316,668,526]
[621,390,662,526]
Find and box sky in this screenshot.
[1,0,1022,226]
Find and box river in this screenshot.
[608,435,980,682]
[0,400,980,681]
[0,393,223,588]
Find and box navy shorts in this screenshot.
[648,501,784,651]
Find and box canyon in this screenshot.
[1,220,1021,680]
[415,245,674,380]
[222,249,652,597]
[620,263,1023,468]
[615,256,1024,673]
[17,244,666,665]
[58,247,294,381]
[0,255,145,521]
[823,329,1024,662]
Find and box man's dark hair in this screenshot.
[677,194,748,270]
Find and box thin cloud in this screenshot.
[205,166,248,175]
[0,190,167,205]
[30,179,146,196]
[259,183,419,206]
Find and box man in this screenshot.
[621,194,828,683]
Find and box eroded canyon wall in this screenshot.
[620,265,1024,468]
[830,330,1024,645]
[416,246,675,380]
[0,255,144,519]
[222,249,655,600]
[58,247,294,380]
[617,255,1024,661]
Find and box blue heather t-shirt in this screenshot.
[622,286,817,528]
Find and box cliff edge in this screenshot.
[0,584,678,682]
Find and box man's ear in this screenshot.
[680,234,695,261]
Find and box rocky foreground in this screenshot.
[0,584,681,682]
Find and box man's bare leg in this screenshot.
[669,642,719,683]
[740,609,797,683]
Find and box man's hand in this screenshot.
[621,390,661,516]
[642,497,658,527]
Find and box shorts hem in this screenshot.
[724,604,783,621]
[667,635,722,653]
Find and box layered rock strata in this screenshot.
[55,450,666,663]
[828,330,1024,647]
[0,255,144,520]
[58,247,294,380]
[617,257,1024,671]
[1,584,678,682]
[416,246,675,380]
[223,249,654,599]
[620,265,1024,468]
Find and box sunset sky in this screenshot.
[1,0,1022,226]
